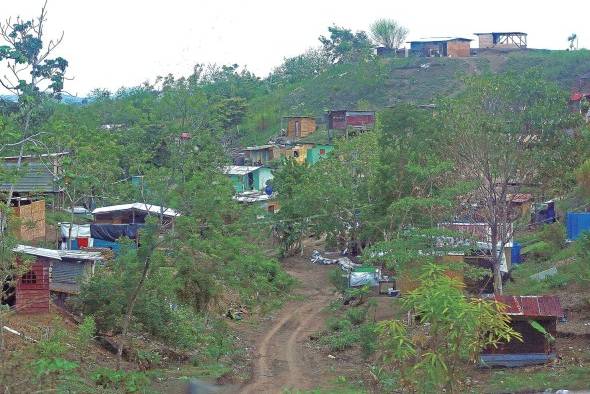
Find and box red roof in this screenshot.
[487,295,564,318]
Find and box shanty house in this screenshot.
[284,116,317,140]
[327,110,375,130]
[51,249,103,296]
[241,145,279,166]
[12,245,54,314]
[280,145,309,165]
[223,166,273,193]
[233,190,280,213]
[475,32,528,49]
[408,38,472,57]
[0,152,68,197]
[481,295,564,367]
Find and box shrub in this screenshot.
[320,330,360,352]
[327,317,352,332]
[76,316,96,351]
[345,307,367,325]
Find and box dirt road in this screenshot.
[238,251,336,393]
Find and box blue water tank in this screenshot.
[511,242,522,265]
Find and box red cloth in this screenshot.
[77,237,89,248]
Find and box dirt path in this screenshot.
[237,251,336,393]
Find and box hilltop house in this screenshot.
[223,166,273,193]
[327,110,375,130]
[474,32,528,49]
[481,295,564,367]
[408,38,472,57]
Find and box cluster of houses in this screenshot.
[398,31,529,58]
[224,110,376,212]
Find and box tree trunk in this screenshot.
[117,254,151,369]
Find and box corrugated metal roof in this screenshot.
[242,145,275,151]
[486,295,564,318]
[59,250,103,261]
[1,152,69,160]
[0,162,60,193]
[474,32,527,35]
[92,203,180,217]
[13,245,62,260]
[222,166,261,176]
[408,37,473,43]
[233,191,271,203]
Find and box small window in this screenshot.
[293,150,299,158]
[320,149,326,155]
[22,270,37,284]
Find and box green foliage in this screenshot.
[319,25,373,64]
[33,358,79,378]
[369,19,408,50]
[376,264,521,392]
[91,368,152,393]
[76,316,96,351]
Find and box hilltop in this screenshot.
[238,49,590,145]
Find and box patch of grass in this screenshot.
[487,365,590,392]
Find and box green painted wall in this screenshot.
[306,145,334,165]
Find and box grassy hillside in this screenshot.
[239,49,590,146]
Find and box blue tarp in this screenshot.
[566,212,590,240]
[511,242,522,265]
[93,238,122,253]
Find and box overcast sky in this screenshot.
[2,0,589,96]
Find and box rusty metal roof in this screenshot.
[487,295,564,318]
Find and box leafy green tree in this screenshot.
[369,19,408,51]
[441,72,580,293]
[319,25,374,64]
[377,264,521,392]
[0,2,68,205]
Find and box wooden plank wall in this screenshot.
[13,200,45,241]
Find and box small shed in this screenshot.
[280,145,309,165]
[11,197,46,241]
[12,245,56,314]
[327,110,375,130]
[222,166,274,193]
[51,250,103,295]
[474,32,527,49]
[481,295,564,367]
[92,203,180,225]
[233,190,280,213]
[284,116,317,140]
[408,38,472,57]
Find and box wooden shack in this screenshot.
[13,245,56,314]
[11,198,45,241]
[327,110,375,130]
[475,32,527,49]
[241,145,279,165]
[481,295,563,367]
[408,38,472,57]
[284,116,317,140]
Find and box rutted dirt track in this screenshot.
[235,251,335,393]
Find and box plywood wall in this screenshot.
[13,200,45,241]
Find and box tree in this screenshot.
[441,72,579,294]
[319,25,373,64]
[376,264,521,392]
[0,1,68,207]
[369,19,408,52]
[568,33,578,50]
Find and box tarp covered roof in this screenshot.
[486,295,564,318]
[92,203,180,217]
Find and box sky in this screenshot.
[2,0,590,96]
